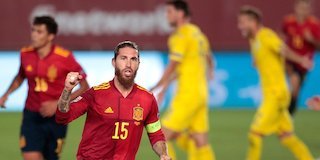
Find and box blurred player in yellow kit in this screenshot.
[237,6,314,160]
[151,1,214,160]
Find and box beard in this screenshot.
[115,67,137,89]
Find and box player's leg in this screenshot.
[161,98,199,160]
[161,127,180,160]
[175,132,191,153]
[246,100,280,160]
[189,105,215,160]
[23,152,43,160]
[278,110,313,160]
[43,117,67,160]
[20,109,45,160]
[287,64,305,115]
[247,131,263,160]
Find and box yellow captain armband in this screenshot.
[146,120,161,133]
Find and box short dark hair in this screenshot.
[166,0,191,17]
[239,5,262,23]
[114,41,139,59]
[295,0,311,4]
[33,16,58,35]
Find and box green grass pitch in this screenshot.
[0,109,319,159]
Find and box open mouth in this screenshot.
[124,69,133,77]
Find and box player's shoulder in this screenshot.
[20,45,35,55]
[283,14,296,23]
[307,16,320,25]
[92,82,112,91]
[53,45,72,58]
[135,84,153,97]
[182,23,201,35]
[259,27,278,38]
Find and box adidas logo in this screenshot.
[104,107,114,114]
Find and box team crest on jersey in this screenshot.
[133,104,143,121]
[47,65,58,82]
[26,65,33,72]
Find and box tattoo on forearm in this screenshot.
[58,89,71,113]
[153,141,168,156]
[61,89,71,101]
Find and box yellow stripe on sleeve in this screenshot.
[169,53,183,62]
[146,120,161,133]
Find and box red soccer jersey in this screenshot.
[55,80,165,160]
[19,45,86,112]
[282,15,320,72]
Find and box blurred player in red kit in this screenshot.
[306,96,320,111]
[282,0,320,115]
[0,16,89,160]
[56,41,171,160]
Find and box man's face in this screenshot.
[238,14,255,39]
[166,5,182,27]
[31,24,54,49]
[112,47,140,88]
[294,1,311,19]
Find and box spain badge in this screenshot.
[133,104,143,121]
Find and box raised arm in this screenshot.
[56,72,90,125]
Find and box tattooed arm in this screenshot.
[152,141,171,160]
[58,88,72,113]
[57,72,82,112]
[56,72,90,124]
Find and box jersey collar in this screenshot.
[110,79,137,99]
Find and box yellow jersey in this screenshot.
[250,27,289,98]
[168,23,210,98]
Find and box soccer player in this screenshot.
[282,0,320,115]
[0,16,89,160]
[55,41,171,160]
[151,1,215,160]
[237,6,314,160]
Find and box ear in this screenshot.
[177,10,184,19]
[112,58,115,67]
[48,34,55,41]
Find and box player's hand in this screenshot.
[300,56,313,70]
[65,72,83,91]
[306,96,320,111]
[0,94,8,108]
[303,29,314,44]
[40,100,58,117]
[160,154,171,160]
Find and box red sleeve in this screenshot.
[55,88,94,125]
[311,22,320,40]
[17,53,26,78]
[145,96,166,146]
[67,53,87,79]
[17,64,25,78]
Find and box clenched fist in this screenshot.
[65,72,83,91]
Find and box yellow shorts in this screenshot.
[162,95,209,133]
[250,96,293,135]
